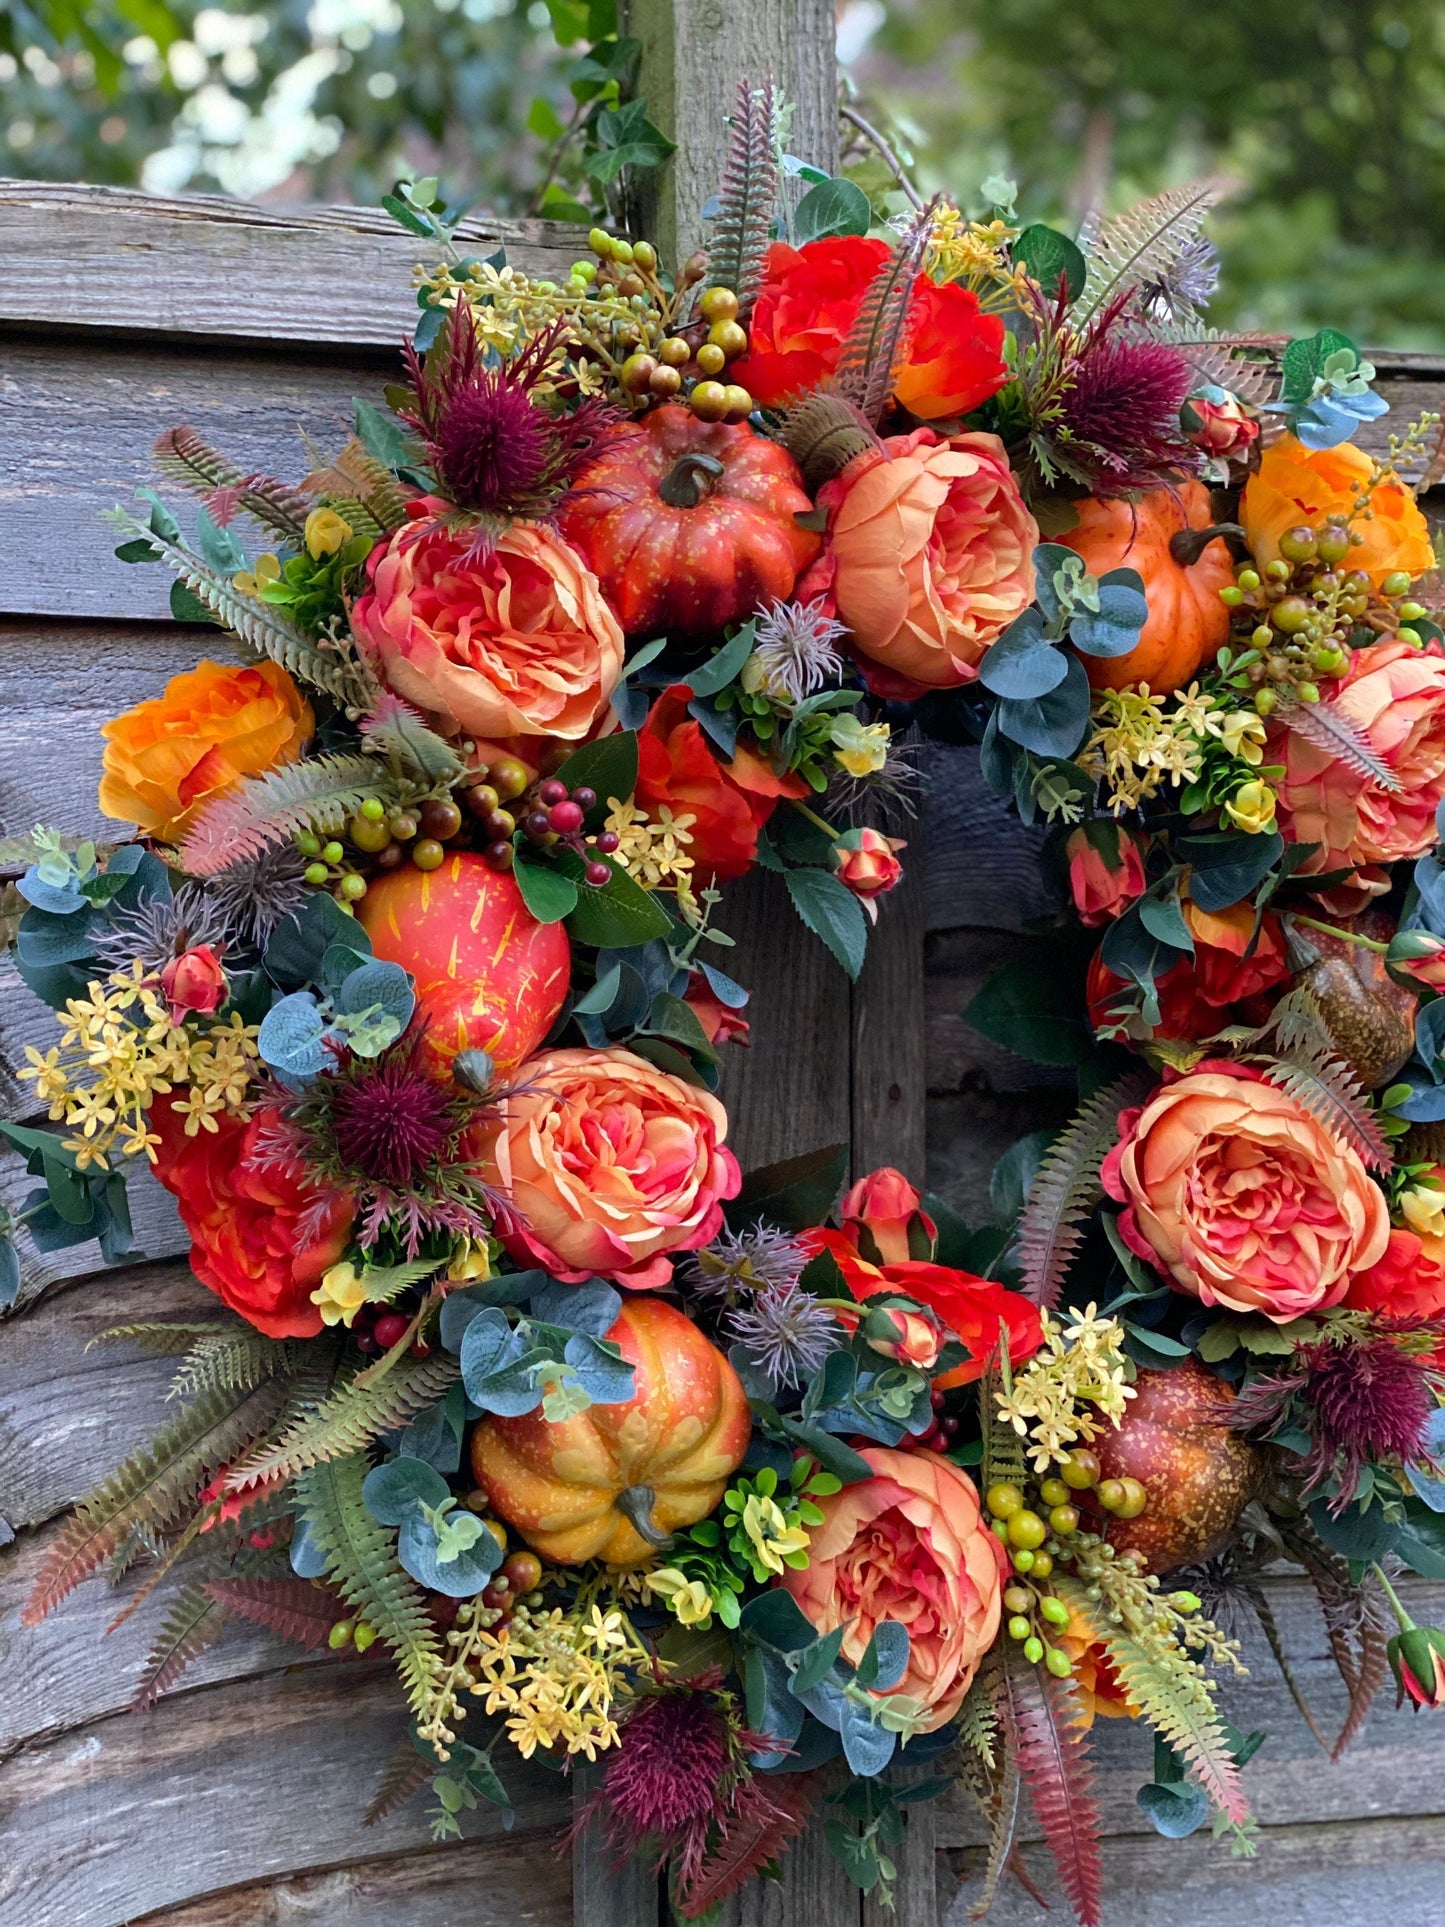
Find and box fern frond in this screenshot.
[153,428,310,543]
[832,197,938,427]
[967,1648,1024,1923]
[302,433,409,533]
[998,1647,1103,1927]
[1278,1521,1390,1757]
[359,694,465,786]
[1236,1578,1330,1754]
[1277,693,1402,793]
[366,1738,435,1825]
[1060,1580,1248,1823]
[105,507,379,713]
[204,1575,343,1650]
[979,1365,1030,1491]
[168,1328,303,1401]
[225,1352,459,1490]
[704,76,779,317]
[955,1674,999,1771]
[674,1769,820,1918]
[22,1380,285,1626]
[132,1579,227,1711]
[1015,1071,1153,1307]
[1248,1001,1393,1172]
[179,750,399,876]
[294,1453,442,1720]
[1124,321,1283,405]
[91,1320,235,1357]
[108,1520,169,1583]
[1076,178,1232,324]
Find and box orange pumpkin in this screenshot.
[1059,480,1235,693]
[470,1295,751,1567]
[357,850,570,1078]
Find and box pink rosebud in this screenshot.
[1179,389,1259,458]
[1387,928,1445,990]
[833,827,905,921]
[862,1303,946,1372]
[683,980,751,1047]
[840,1166,937,1266]
[1065,823,1147,928]
[159,944,228,1023]
[1390,1625,1445,1709]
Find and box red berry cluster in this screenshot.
[914,1386,961,1453]
[521,777,618,888]
[352,1305,429,1357]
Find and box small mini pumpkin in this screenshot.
[556,403,821,639]
[470,1295,751,1566]
[1059,480,1235,693]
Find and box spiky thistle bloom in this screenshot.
[748,597,848,704]
[1232,1322,1443,1512]
[1050,299,1199,493]
[683,1222,810,1305]
[330,1049,456,1185]
[1137,237,1220,322]
[400,302,617,524]
[90,883,230,975]
[202,843,311,953]
[726,1283,839,1392]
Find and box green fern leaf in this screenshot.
[168,1328,305,1401]
[23,1380,285,1627]
[832,197,938,427]
[704,76,780,316]
[294,1452,442,1719]
[966,1647,1024,1923]
[92,1320,236,1357]
[1248,993,1393,1172]
[132,1578,228,1711]
[1076,177,1233,323]
[152,427,310,543]
[1015,1070,1153,1307]
[179,750,401,876]
[226,1352,459,1490]
[359,696,465,786]
[302,434,410,533]
[979,1364,1030,1491]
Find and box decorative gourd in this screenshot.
[556,403,821,639]
[470,1295,751,1566]
[1090,1361,1262,1573]
[1059,480,1235,693]
[357,849,569,1077]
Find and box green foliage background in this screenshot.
[3,0,1442,347]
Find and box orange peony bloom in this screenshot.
[729,238,1008,419]
[469,1046,741,1290]
[150,1098,353,1339]
[1241,434,1435,589]
[781,1445,1005,1730]
[1102,1063,1390,1321]
[352,502,622,743]
[99,659,312,841]
[1272,638,1445,897]
[634,686,806,883]
[804,429,1038,694]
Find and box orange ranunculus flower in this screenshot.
[781,1445,1005,1730]
[1271,638,1445,897]
[634,686,806,883]
[1102,1063,1390,1322]
[99,659,312,841]
[808,1228,1044,1388]
[351,501,623,743]
[839,1166,937,1266]
[1344,1226,1445,1321]
[469,1047,741,1291]
[729,238,1008,419]
[1087,899,1291,1045]
[149,1099,353,1339]
[803,429,1038,694]
[1066,822,1147,928]
[1241,434,1435,589]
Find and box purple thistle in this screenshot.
[1052,296,1200,493]
[727,1283,839,1392]
[683,1223,811,1303]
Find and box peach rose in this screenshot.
[839,1166,937,1267]
[781,1445,1005,1730]
[1241,434,1435,589]
[469,1046,741,1290]
[99,659,312,841]
[352,502,623,743]
[1102,1063,1390,1321]
[1272,639,1445,895]
[804,429,1038,694]
[833,827,905,918]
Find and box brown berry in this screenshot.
[699,286,739,323]
[695,342,727,377]
[659,335,691,367]
[707,318,748,359]
[690,379,729,422]
[419,798,463,841]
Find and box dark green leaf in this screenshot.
[685,624,756,698]
[353,396,415,471]
[552,732,638,827]
[785,867,868,980]
[794,178,873,242]
[1013,223,1088,302]
[964,955,1092,1067]
[728,1142,849,1232]
[513,857,579,924]
[169,579,213,624]
[558,850,672,947]
[1177,830,1283,911]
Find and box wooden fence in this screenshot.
[2,154,1445,1927]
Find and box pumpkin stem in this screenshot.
[658,453,726,510]
[615,1483,674,1551]
[1169,520,1245,566]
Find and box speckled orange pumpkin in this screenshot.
[357,850,569,1076]
[470,1295,751,1566]
[1059,480,1235,693]
[556,404,821,639]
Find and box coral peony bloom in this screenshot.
[781,1445,1005,1730]
[1344,1227,1445,1322]
[1087,900,1291,1044]
[1066,823,1147,928]
[1241,434,1435,589]
[809,1228,1043,1387]
[469,1046,741,1290]
[804,429,1037,693]
[839,1166,937,1267]
[1271,639,1445,897]
[634,686,804,883]
[1102,1063,1390,1321]
[352,502,622,743]
[150,1098,353,1339]
[730,238,1007,418]
[99,660,312,842]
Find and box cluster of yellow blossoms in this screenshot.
[1082,682,1276,831]
[604,794,699,907]
[468,1597,653,1762]
[19,962,259,1170]
[995,1304,1136,1475]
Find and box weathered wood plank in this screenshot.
[0,1659,570,1927]
[917,746,1057,937]
[0,179,585,348]
[852,854,928,1182]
